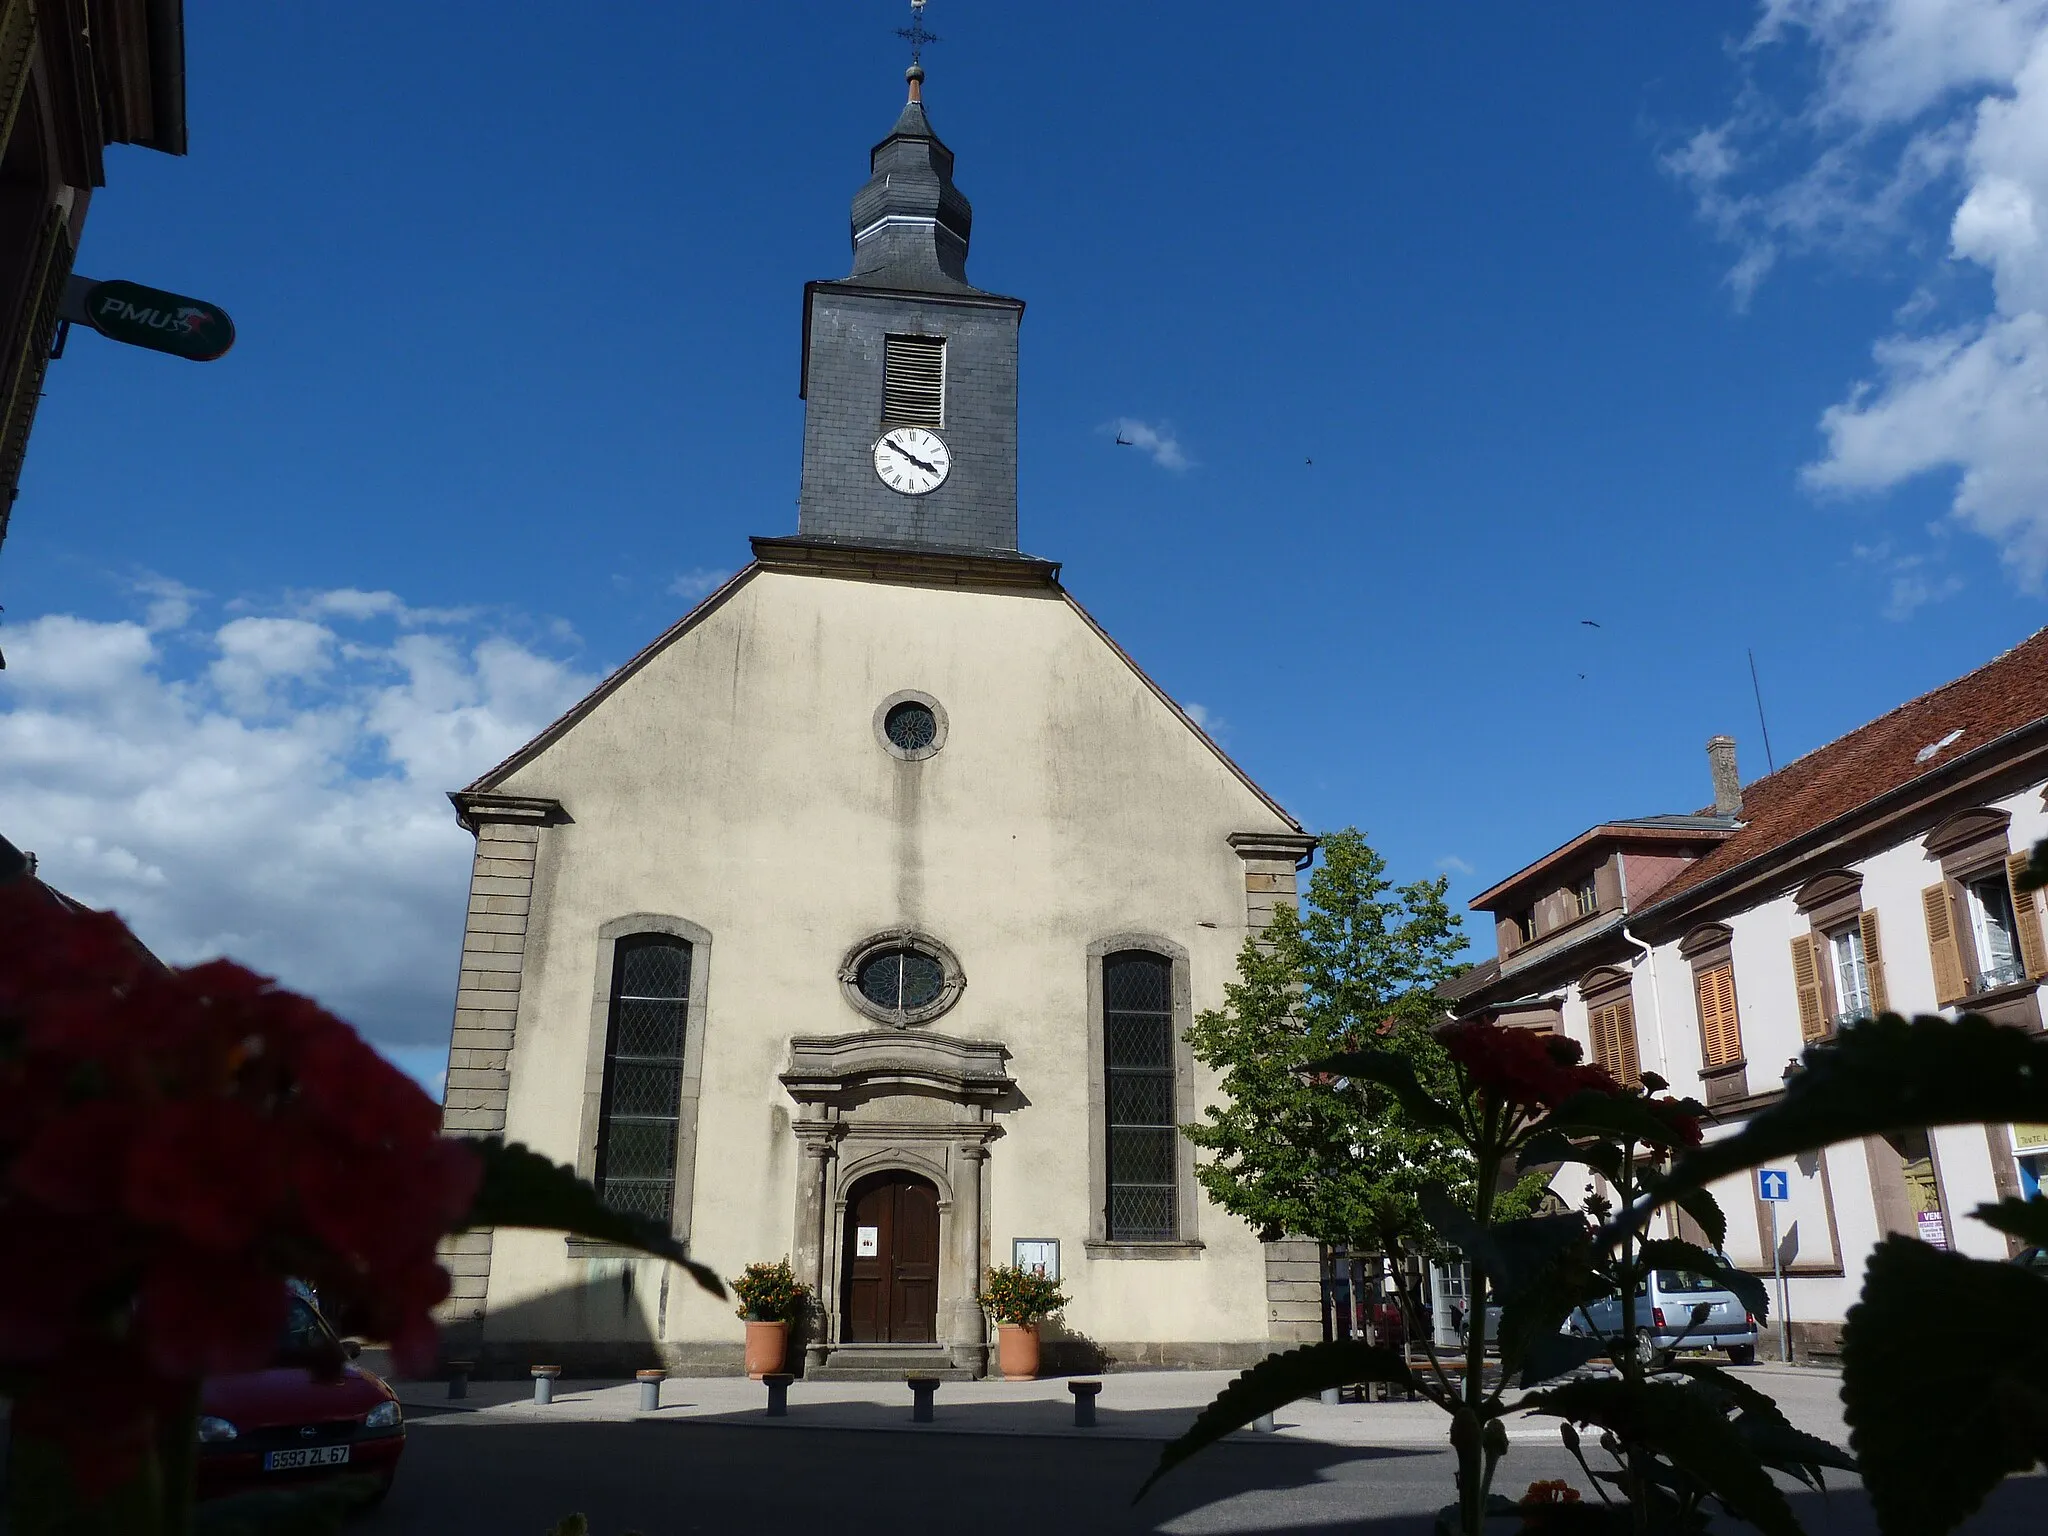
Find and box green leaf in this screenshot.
[1974,1196,2048,1248]
[1662,1013,2048,1195]
[1670,1185,1727,1252]
[2011,836,2048,894]
[1136,1342,1414,1500]
[1637,1239,1769,1325]
[1520,1377,1803,1536]
[1305,1048,1460,1129]
[1514,1330,1611,1386]
[1531,1089,1702,1149]
[463,1138,726,1299]
[1417,1186,1590,1307]
[1842,1236,2048,1536]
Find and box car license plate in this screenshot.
[263,1445,350,1471]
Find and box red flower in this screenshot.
[1442,1020,1623,1112]
[0,883,486,1480]
[1643,1095,1704,1148]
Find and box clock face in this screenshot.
[873,427,951,496]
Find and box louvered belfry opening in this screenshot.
[883,334,946,427]
[1104,951,1177,1241]
[595,937,691,1223]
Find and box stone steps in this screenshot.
[807,1344,975,1382]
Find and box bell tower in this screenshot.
[796,63,1024,553]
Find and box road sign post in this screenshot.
[1758,1169,1791,1362]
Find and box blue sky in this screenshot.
[6,2,2048,1090]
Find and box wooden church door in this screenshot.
[842,1171,940,1343]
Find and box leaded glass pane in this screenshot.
[1105,953,1170,1013]
[620,941,688,1001]
[858,952,903,1009]
[607,1061,683,1118]
[612,997,684,1060]
[1105,1013,1172,1069]
[1110,1125,1177,1184]
[1109,1074,1174,1125]
[596,937,690,1223]
[1109,1187,1175,1243]
[885,702,937,752]
[899,951,944,1008]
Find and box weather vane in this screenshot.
[897,0,940,63]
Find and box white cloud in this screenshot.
[1436,855,1476,876]
[1851,537,1969,617]
[133,572,204,633]
[1682,3,2048,583]
[0,588,598,1054]
[669,567,732,601]
[1107,418,1190,471]
[1182,701,1228,740]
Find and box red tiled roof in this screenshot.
[1644,626,2048,910]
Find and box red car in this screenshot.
[195,1292,405,1504]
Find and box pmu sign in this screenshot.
[62,277,234,361]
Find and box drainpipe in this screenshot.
[1621,922,1670,1084]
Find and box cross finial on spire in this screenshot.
[897,0,940,65]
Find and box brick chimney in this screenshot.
[1707,735,1741,816]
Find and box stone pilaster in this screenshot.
[1227,831,1317,944]
[434,792,563,1347]
[948,1141,990,1374]
[1264,1236,1324,1345]
[794,1124,837,1373]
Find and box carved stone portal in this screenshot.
[780,1030,1012,1376]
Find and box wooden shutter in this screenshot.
[1790,934,1827,1041]
[1859,909,1889,1015]
[2006,852,2048,982]
[1922,884,1969,1006]
[1590,998,1641,1087]
[1695,961,1742,1067]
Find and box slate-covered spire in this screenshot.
[847,64,979,292]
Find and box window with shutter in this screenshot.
[2006,852,2048,982]
[1790,934,1827,1041]
[1695,961,1742,1068]
[883,335,946,428]
[1922,884,1969,1006]
[1588,998,1642,1087]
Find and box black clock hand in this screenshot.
[889,443,937,474]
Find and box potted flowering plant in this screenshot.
[978,1263,1069,1381]
[731,1259,811,1379]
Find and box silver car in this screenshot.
[1570,1267,1758,1365]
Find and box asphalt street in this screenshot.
[353,1416,2048,1536]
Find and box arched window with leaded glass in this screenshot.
[594,936,692,1222]
[1103,949,1178,1242]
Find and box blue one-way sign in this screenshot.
[1758,1169,1790,1202]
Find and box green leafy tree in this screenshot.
[1185,828,1545,1248]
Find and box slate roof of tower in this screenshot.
[836,68,987,295]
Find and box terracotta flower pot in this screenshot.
[996,1322,1041,1382]
[744,1319,790,1380]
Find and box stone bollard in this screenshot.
[908,1375,941,1423]
[530,1365,561,1406]
[763,1372,793,1417]
[1068,1379,1103,1428]
[636,1369,664,1413]
[1252,1412,1277,1433]
[1319,1387,1342,1406]
[446,1360,473,1401]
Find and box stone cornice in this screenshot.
[750,536,1061,593]
[1227,831,1318,865]
[448,791,568,833]
[780,1030,1015,1108]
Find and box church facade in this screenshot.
[435,68,1318,1378]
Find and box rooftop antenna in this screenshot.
[1748,648,1777,774]
[897,0,940,63]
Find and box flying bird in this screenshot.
[1305,457,1313,466]
[1114,432,1133,446]
[1580,619,1602,628]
